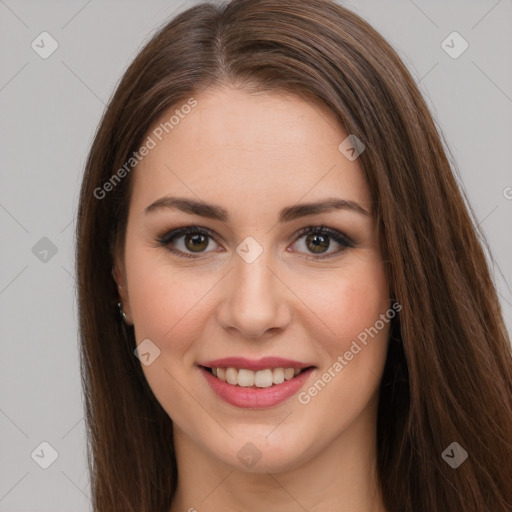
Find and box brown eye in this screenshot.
[292,226,355,259]
[157,226,220,258]
[184,233,209,252]
[304,233,330,254]
[157,225,355,260]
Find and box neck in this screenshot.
[169,395,387,512]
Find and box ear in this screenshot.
[112,254,133,324]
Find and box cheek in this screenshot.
[124,243,221,362]
[293,257,391,418]
[124,247,214,418]
[299,255,389,354]
[340,276,389,349]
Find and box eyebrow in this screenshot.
[144,196,370,222]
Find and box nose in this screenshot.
[216,251,292,340]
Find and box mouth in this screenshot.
[197,356,317,408]
[200,365,315,388]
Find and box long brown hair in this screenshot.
[75,0,512,510]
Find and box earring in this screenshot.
[117,302,127,322]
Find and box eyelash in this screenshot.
[156,225,355,260]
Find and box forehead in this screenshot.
[131,86,371,215]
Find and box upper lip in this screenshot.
[199,356,315,371]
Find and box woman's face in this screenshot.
[114,86,391,472]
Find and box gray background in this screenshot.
[1,0,511,510]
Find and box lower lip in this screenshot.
[199,366,316,409]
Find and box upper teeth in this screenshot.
[212,367,302,388]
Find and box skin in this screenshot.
[114,85,391,512]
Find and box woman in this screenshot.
[75,0,512,511]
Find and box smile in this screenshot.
[205,366,310,388]
[198,357,316,409]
